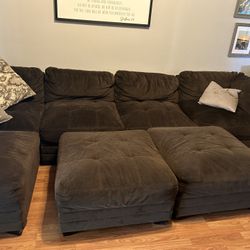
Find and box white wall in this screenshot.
[0,0,249,75]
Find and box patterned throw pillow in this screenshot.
[0,107,12,124]
[0,58,36,110]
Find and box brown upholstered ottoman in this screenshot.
[55,130,178,234]
[149,126,250,217]
[0,131,40,234]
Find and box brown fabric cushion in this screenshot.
[45,67,114,102]
[12,66,44,104]
[179,100,250,141]
[148,126,250,217]
[40,99,124,144]
[231,75,250,114]
[56,130,178,209]
[0,67,44,131]
[178,71,244,101]
[0,131,40,233]
[0,102,43,131]
[115,70,179,102]
[55,130,178,232]
[117,101,195,130]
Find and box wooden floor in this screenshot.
[0,167,250,250]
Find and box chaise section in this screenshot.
[0,131,40,234]
[149,126,250,217]
[40,67,124,164]
[115,70,195,129]
[55,130,178,233]
[178,71,250,146]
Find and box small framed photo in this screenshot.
[55,0,153,27]
[228,23,250,57]
[234,0,250,18]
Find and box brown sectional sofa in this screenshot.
[1,65,250,234]
[2,66,248,164]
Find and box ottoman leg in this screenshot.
[153,221,168,225]
[7,230,23,236]
[63,231,77,237]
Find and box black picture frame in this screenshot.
[54,0,153,28]
[234,0,250,19]
[228,23,250,57]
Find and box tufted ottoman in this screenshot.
[149,126,250,217]
[0,131,40,234]
[55,130,178,234]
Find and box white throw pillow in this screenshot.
[0,107,12,124]
[0,58,36,110]
[198,81,241,113]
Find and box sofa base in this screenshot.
[0,132,40,234]
[40,143,58,165]
[58,203,173,233]
[174,192,250,218]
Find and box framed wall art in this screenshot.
[229,23,250,57]
[234,0,250,19]
[55,0,153,27]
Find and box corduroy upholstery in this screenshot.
[149,126,250,217]
[55,130,178,233]
[0,66,44,132]
[115,70,195,129]
[178,71,250,146]
[0,131,40,234]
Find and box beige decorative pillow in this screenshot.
[0,107,12,124]
[198,81,241,113]
[0,58,36,110]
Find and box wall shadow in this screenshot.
[241,65,250,76]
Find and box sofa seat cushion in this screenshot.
[116,101,196,130]
[40,99,124,144]
[55,130,178,232]
[149,126,250,217]
[0,102,43,131]
[0,131,40,233]
[180,100,250,141]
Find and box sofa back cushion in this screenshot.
[231,75,250,114]
[178,71,244,102]
[115,70,179,102]
[45,67,114,102]
[12,66,44,103]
